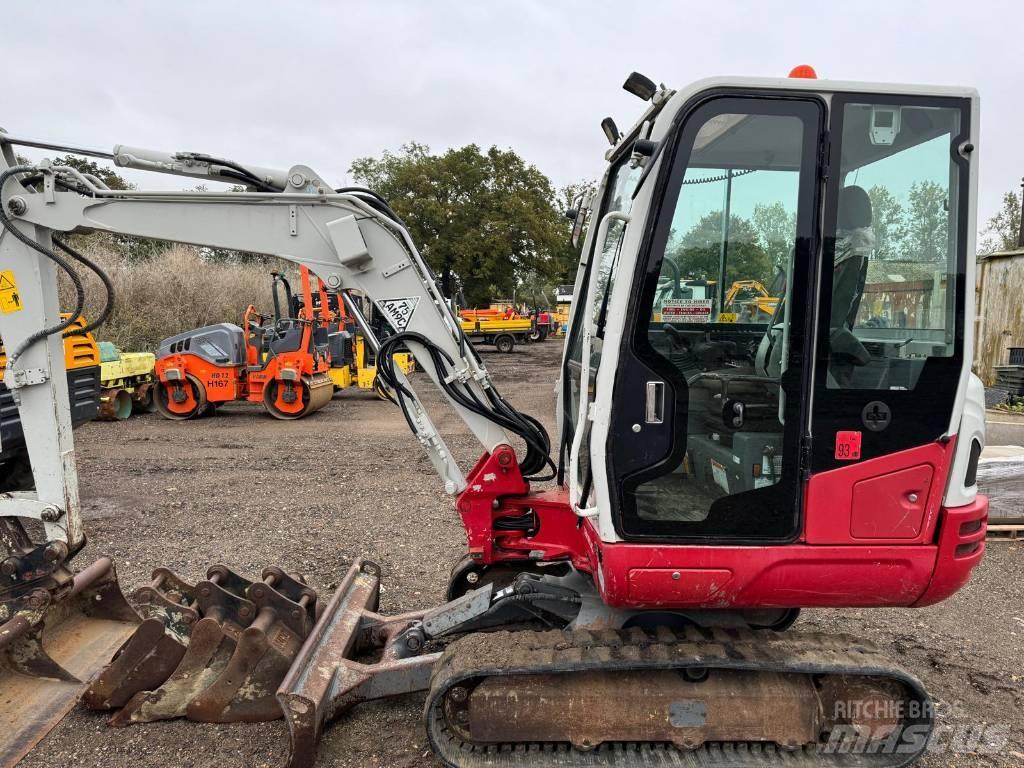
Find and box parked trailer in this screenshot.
[458,315,534,352]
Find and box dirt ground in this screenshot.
[20,339,1024,767]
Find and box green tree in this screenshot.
[751,202,795,269]
[670,211,773,287]
[867,185,908,260]
[904,181,948,262]
[979,187,1022,254]
[350,143,571,307]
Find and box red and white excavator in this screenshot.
[0,67,987,767]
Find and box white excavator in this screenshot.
[1,67,988,767]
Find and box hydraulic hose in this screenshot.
[376,330,556,480]
[333,187,405,226]
[53,237,115,336]
[0,166,85,367]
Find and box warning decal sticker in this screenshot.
[835,431,862,461]
[662,298,713,323]
[377,296,420,332]
[0,271,23,314]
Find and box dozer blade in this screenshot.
[0,557,140,768]
[277,559,439,768]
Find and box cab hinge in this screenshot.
[798,434,813,480]
[818,133,831,180]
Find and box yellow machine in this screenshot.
[1,316,100,472]
[327,331,415,393]
[458,311,535,353]
[723,279,780,322]
[97,342,157,420]
[552,284,574,336]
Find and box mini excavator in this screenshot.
[1,68,988,768]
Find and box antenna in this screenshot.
[1018,176,1024,249]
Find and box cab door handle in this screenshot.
[645,381,665,424]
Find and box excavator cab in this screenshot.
[564,79,983,573]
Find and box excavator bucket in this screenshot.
[82,567,199,710]
[0,556,140,768]
[86,563,321,727]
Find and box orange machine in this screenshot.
[153,266,333,420]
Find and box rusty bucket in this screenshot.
[0,556,140,768]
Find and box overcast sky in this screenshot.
[3,1,1021,227]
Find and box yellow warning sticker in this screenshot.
[0,270,23,313]
[718,312,737,323]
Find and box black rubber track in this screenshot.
[425,627,932,768]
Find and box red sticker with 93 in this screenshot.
[835,431,862,461]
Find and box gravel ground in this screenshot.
[20,340,1024,767]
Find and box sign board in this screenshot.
[661,298,713,324]
[377,296,419,332]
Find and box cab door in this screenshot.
[607,94,825,542]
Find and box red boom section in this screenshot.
[455,442,987,611]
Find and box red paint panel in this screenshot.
[589,526,936,609]
[850,464,933,539]
[627,569,733,603]
[803,440,956,545]
[914,496,988,607]
[463,441,985,616]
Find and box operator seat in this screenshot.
[829,186,874,376]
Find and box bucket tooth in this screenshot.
[83,568,199,710]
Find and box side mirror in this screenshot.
[600,117,619,146]
[570,191,593,249]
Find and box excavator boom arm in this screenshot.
[0,140,526,546]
